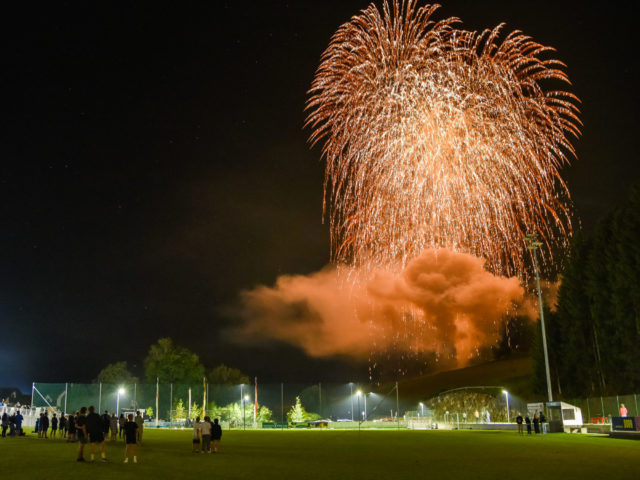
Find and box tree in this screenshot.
[207,365,249,385]
[143,338,205,384]
[287,396,309,423]
[547,184,640,396]
[93,361,138,384]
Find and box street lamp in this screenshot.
[242,394,249,431]
[364,393,367,421]
[116,388,125,416]
[349,383,354,421]
[502,390,510,423]
[356,390,362,430]
[525,233,553,403]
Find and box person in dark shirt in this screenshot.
[525,416,532,435]
[86,406,107,462]
[41,412,50,438]
[1,412,8,437]
[59,413,67,438]
[102,410,111,439]
[76,407,87,461]
[67,413,76,442]
[211,418,222,453]
[123,413,139,463]
[51,413,58,438]
[118,414,125,439]
[515,414,524,435]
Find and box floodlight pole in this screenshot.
[349,383,354,421]
[525,234,553,403]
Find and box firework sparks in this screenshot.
[306,0,581,276]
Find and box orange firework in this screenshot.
[306,0,581,277]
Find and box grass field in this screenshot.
[1,428,637,479]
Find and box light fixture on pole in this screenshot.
[364,393,367,421]
[525,233,553,403]
[356,390,362,430]
[349,383,354,421]
[243,395,249,431]
[502,390,510,423]
[116,388,125,417]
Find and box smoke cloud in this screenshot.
[231,248,525,366]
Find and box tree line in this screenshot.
[93,337,249,386]
[535,185,640,398]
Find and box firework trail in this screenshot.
[306,0,581,277]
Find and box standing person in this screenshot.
[525,415,532,435]
[474,409,479,423]
[123,413,138,464]
[1,412,8,437]
[135,411,144,445]
[539,411,547,434]
[15,409,23,436]
[516,414,524,435]
[211,418,222,453]
[192,416,202,453]
[51,413,58,438]
[118,414,125,439]
[76,407,87,462]
[86,406,108,462]
[620,403,628,417]
[110,414,118,442]
[67,412,77,442]
[533,413,540,434]
[102,410,111,441]
[42,411,50,438]
[59,413,67,438]
[201,416,212,453]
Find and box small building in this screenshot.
[546,401,583,433]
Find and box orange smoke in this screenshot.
[232,249,525,366]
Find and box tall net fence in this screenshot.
[29,382,640,429]
[31,382,404,429]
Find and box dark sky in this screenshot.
[2,1,638,391]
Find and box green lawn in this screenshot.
[1,428,637,479]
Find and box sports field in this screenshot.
[1,429,637,479]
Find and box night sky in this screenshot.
[3,1,638,391]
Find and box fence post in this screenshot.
[134,384,137,411]
[280,382,284,430]
[64,383,68,414]
[30,382,35,409]
[98,383,102,413]
[616,395,620,416]
[586,397,590,423]
[170,384,173,426]
[600,396,605,421]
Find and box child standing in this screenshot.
[123,414,138,463]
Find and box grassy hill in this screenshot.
[387,355,536,403]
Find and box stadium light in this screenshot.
[502,390,510,423]
[116,387,125,416]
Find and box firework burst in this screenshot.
[306,0,581,277]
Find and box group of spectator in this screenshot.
[515,411,547,435]
[73,406,142,463]
[1,409,24,437]
[191,416,223,453]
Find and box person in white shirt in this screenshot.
[192,417,202,453]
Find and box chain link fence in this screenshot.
[30,382,404,429]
